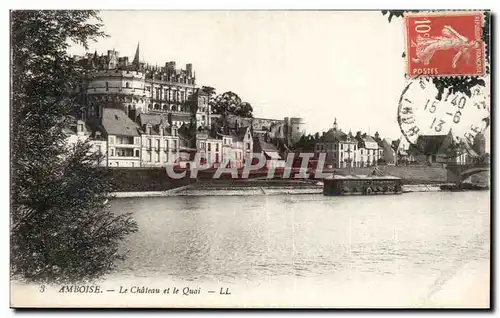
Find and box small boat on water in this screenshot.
[323,175,403,196]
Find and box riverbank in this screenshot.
[108,165,451,192]
[108,166,489,198]
[111,181,460,198]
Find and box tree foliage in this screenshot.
[11,10,137,283]
[210,91,254,118]
[382,10,491,100]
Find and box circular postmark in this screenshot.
[397,77,490,160]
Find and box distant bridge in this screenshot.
[445,163,490,184]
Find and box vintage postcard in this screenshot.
[10,10,491,308]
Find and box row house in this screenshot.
[196,129,223,167]
[314,119,358,168]
[64,119,107,167]
[391,138,414,165]
[138,113,180,167]
[356,134,382,167]
[218,126,253,168]
[80,108,143,168]
[252,135,285,169]
[101,108,142,168]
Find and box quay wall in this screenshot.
[334,166,447,184]
[107,166,454,192]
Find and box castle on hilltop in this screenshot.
[68,44,306,169]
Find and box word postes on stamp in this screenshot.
[405,11,486,78]
[398,78,490,153]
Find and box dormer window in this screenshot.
[146,125,152,135]
[172,127,178,137]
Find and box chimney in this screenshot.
[186,63,192,76]
[167,61,176,71]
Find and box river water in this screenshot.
[106,192,490,307]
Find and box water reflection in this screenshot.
[111,192,489,284]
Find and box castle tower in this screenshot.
[285,117,306,146]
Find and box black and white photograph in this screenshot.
[9,8,491,308]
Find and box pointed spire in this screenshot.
[333,117,338,131]
[133,42,140,68]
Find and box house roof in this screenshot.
[321,129,351,143]
[362,135,379,149]
[171,113,191,122]
[252,136,281,158]
[137,113,172,136]
[138,113,169,127]
[414,134,453,155]
[391,139,401,151]
[101,108,140,137]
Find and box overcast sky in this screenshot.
[69,11,408,139]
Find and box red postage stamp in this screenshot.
[405,11,486,78]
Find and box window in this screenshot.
[173,140,178,149]
[77,123,84,132]
[146,126,151,135]
[156,139,160,149]
[97,145,102,155]
[208,143,211,151]
[111,149,115,156]
[246,143,250,150]
[341,144,344,150]
[134,137,140,145]
[156,151,160,162]
[134,149,140,157]
[105,82,109,90]
[172,128,177,137]
[148,139,152,149]
[164,151,168,163]
[109,136,115,144]
[126,82,130,88]
[216,143,219,151]
[165,140,169,151]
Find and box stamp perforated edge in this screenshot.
[403,10,488,79]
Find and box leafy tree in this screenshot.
[11,10,138,283]
[211,91,254,117]
[201,85,216,96]
[236,101,254,117]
